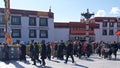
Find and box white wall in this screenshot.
[0,15,55,43]
[54,28,69,42]
[95,22,118,43]
[48,18,54,42]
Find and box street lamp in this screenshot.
[81,9,94,42]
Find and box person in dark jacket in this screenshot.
[3,42,9,61]
[110,42,119,59]
[19,41,26,61]
[32,42,41,65]
[41,40,47,66]
[86,43,92,57]
[46,42,51,60]
[29,42,34,61]
[73,41,78,56]
[77,42,82,59]
[65,40,75,64]
[58,40,66,60]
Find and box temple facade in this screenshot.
[0,8,120,43]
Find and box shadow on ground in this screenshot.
[50,59,60,63]
[36,65,53,68]
[90,56,102,60]
[80,57,94,62]
[74,63,88,68]
[10,60,25,68]
[108,58,120,61]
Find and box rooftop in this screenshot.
[0,8,54,18]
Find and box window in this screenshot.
[102,29,107,35]
[29,29,37,38]
[39,18,48,26]
[109,29,114,35]
[83,37,86,40]
[0,28,4,38]
[90,37,95,41]
[39,30,48,38]
[11,16,21,25]
[109,22,114,27]
[0,15,5,25]
[103,22,107,27]
[79,37,82,40]
[12,29,21,38]
[29,17,36,26]
[117,23,120,27]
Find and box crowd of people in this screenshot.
[1,40,120,66]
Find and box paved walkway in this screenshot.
[0,51,120,68]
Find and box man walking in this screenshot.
[41,40,47,66]
[19,41,26,61]
[65,40,75,64]
[31,42,41,65]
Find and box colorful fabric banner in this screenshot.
[4,0,12,45]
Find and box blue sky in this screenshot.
[0,0,120,22]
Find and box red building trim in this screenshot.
[94,17,120,22]
[70,30,94,35]
[0,8,54,18]
[54,22,99,35]
[54,23,69,28]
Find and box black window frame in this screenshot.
[39,30,48,38]
[12,29,21,38]
[0,28,4,38]
[109,22,114,27]
[29,29,37,38]
[0,15,5,25]
[103,22,107,27]
[117,22,120,27]
[102,29,107,35]
[109,29,114,35]
[11,16,21,25]
[39,18,48,26]
[29,17,36,26]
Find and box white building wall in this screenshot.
[26,17,54,43]
[54,28,69,42]
[36,18,54,43]
[0,13,54,43]
[11,16,29,42]
[95,22,118,43]
[94,28,102,42]
[48,18,54,42]
[21,16,29,42]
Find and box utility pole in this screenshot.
[81,9,94,42]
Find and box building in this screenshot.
[54,17,120,43]
[0,8,54,43]
[93,17,120,43]
[54,22,69,42]
[1,8,120,43]
[54,21,99,42]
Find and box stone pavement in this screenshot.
[0,51,120,68]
